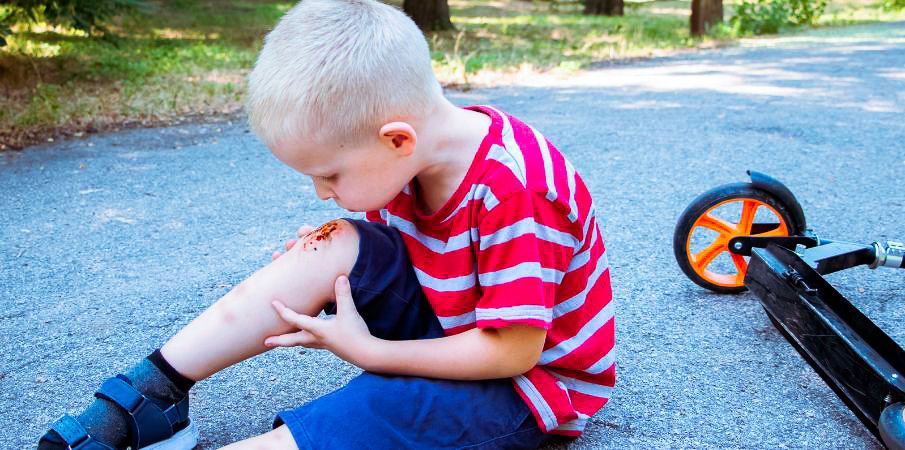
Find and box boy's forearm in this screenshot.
[359,325,546,380]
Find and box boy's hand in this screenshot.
[264,275,376,367]
[271,224,315,261]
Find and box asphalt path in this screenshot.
[3,22,904,449]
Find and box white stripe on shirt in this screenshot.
[541,299,615,364]
[514,375,558,432]
[480,217,578,251]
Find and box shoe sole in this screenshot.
[142,419,199,450]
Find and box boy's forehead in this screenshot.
[274,139,338,172]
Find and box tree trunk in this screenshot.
[690,0,722,36]
[403,0,455,32]
[583,0,624,16]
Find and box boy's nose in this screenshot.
[313,183,334,200]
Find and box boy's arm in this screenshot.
[265,276,547,380]
[364,325,546,380]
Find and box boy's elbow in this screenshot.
[514,340,544,375]
[493,325,546,376]
[502,346,542,377]
[511,352,541,376]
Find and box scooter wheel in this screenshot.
[880,402,905,450]
[673,182,799,294]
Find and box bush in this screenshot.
[787,0,827,24]
[882,0,905,11]
[732,0,790,34]
[0,0,142,46]
[731,0,826,35]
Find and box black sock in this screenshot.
[38,349,195,449]
[146,348,196,395]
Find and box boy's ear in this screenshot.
[378,122,417,156]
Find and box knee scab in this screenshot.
[301,220,345,251]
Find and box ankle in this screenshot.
[122,350,194,408]
[147,348,196,393]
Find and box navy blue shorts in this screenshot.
[272,219,557,449]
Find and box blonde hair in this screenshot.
[246,0,442,149]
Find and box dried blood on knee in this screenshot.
[302,220,342,251]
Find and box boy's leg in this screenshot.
[270,371,550,450]
[222,377,553,450]
[161,219,359,380]
[219,425,297,450]
[261,220,552,450]
[39,219,360,449]
[217,218,540,450]
[184,219,555,450]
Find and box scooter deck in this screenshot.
[745,244,905,442]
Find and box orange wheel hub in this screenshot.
[685,198,789,289]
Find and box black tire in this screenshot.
[673,182,801,294]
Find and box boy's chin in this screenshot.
[333,199,365,213]
[335,196,393,213]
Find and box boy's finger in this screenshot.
[298,225,315,237]
[334,276,356,314]
[271,300,323,332]
[271,250,282,261]
[285,239,297,251]
[264,330,318,348]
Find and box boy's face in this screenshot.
[271,130,417,212]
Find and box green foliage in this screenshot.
[0,0,143,46]
[731,0,827,35]
[788,0,827,24]
[882,0,905,11]
[732,0,793,34]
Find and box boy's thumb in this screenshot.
[334,275,354,311]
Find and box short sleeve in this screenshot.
[365,209,387,224]
[475,190,580,329]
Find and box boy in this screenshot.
[39,0,615,448]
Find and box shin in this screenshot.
[160,220,359,381]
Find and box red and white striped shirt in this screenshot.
[366,105,615,436]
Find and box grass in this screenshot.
[817,0,905,25]
[1,0,902,149]
[1,0,291,148]
[430,3,702,86]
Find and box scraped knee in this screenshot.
[297,219,356,252]
[288,219,360,272]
